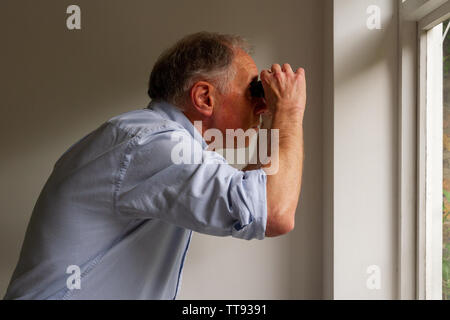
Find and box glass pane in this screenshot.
[443,18,450,301]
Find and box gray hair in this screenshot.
[148,31,253,107]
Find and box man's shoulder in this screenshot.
[106,108,186,138]
[53,108,190,168]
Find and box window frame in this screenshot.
[417,20,443,300]
[399,0,449,300]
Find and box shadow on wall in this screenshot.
[335,5,397,86]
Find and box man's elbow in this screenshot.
[265,211,295,237]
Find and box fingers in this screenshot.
[296,67,306,88]
[261,64,305,82]
[266,63,296,76]
[260,69,271,82]
[282,63,294,75]
[271,64,282,74]
[296,67,305,76]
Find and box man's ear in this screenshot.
[189,81,216,117]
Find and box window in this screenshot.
[417,2,449,300]
[400,0,450,300]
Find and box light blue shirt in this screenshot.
[4,101,267,300]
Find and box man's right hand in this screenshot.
[260,64,307,121]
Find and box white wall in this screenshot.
[323,0,335,300]
[325,0,400,299]
[0,0,325,299]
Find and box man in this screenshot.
[4,32,306,300]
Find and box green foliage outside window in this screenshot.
[444,20,450,76]
[443,20,450,300]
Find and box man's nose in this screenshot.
[254,97,269,116]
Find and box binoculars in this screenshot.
[249,80,265,98]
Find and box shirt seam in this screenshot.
[172,230,193,300]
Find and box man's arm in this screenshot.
[116,130,268,240]
[260,64,307,237]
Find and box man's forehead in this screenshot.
[233,50,258,80]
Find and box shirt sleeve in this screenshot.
[115,129,267,240]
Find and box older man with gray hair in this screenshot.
[4,31,306,300]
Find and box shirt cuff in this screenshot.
[231,168,268,240]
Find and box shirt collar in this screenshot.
[147,100,207,150]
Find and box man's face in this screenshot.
[212,50,268,147]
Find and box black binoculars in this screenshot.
[249,80,265,98]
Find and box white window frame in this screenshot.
[417,21,443,300]
[399,0,449,300]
